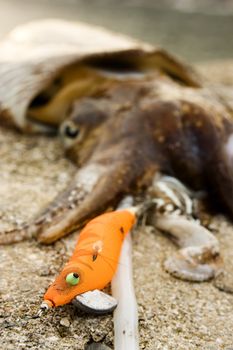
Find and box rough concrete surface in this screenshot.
[0,63,233,350]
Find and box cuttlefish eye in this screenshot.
[66,272,80,286]
[64,124,80,139]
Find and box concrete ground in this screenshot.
[0,61,233,349]
[0,3,233,348]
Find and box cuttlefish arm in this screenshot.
[37,163,133,244]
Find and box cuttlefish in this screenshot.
[0,19,232,283]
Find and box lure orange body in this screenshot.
[44,209,136,307]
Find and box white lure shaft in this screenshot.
[111,229,139,350]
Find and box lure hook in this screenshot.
[36,300,53,318]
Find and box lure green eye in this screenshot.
[66,272,80,286]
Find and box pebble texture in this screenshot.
[0,63,233,349]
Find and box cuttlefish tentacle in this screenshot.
[148,175,222,281]
[153,207,221,282]
[160,217,222,282]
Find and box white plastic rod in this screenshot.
[111,198,139,350]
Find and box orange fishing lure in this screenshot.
[43,209,136,307]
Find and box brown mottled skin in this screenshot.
[1,71,233,244]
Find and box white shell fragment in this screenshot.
[73,290,117,314]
